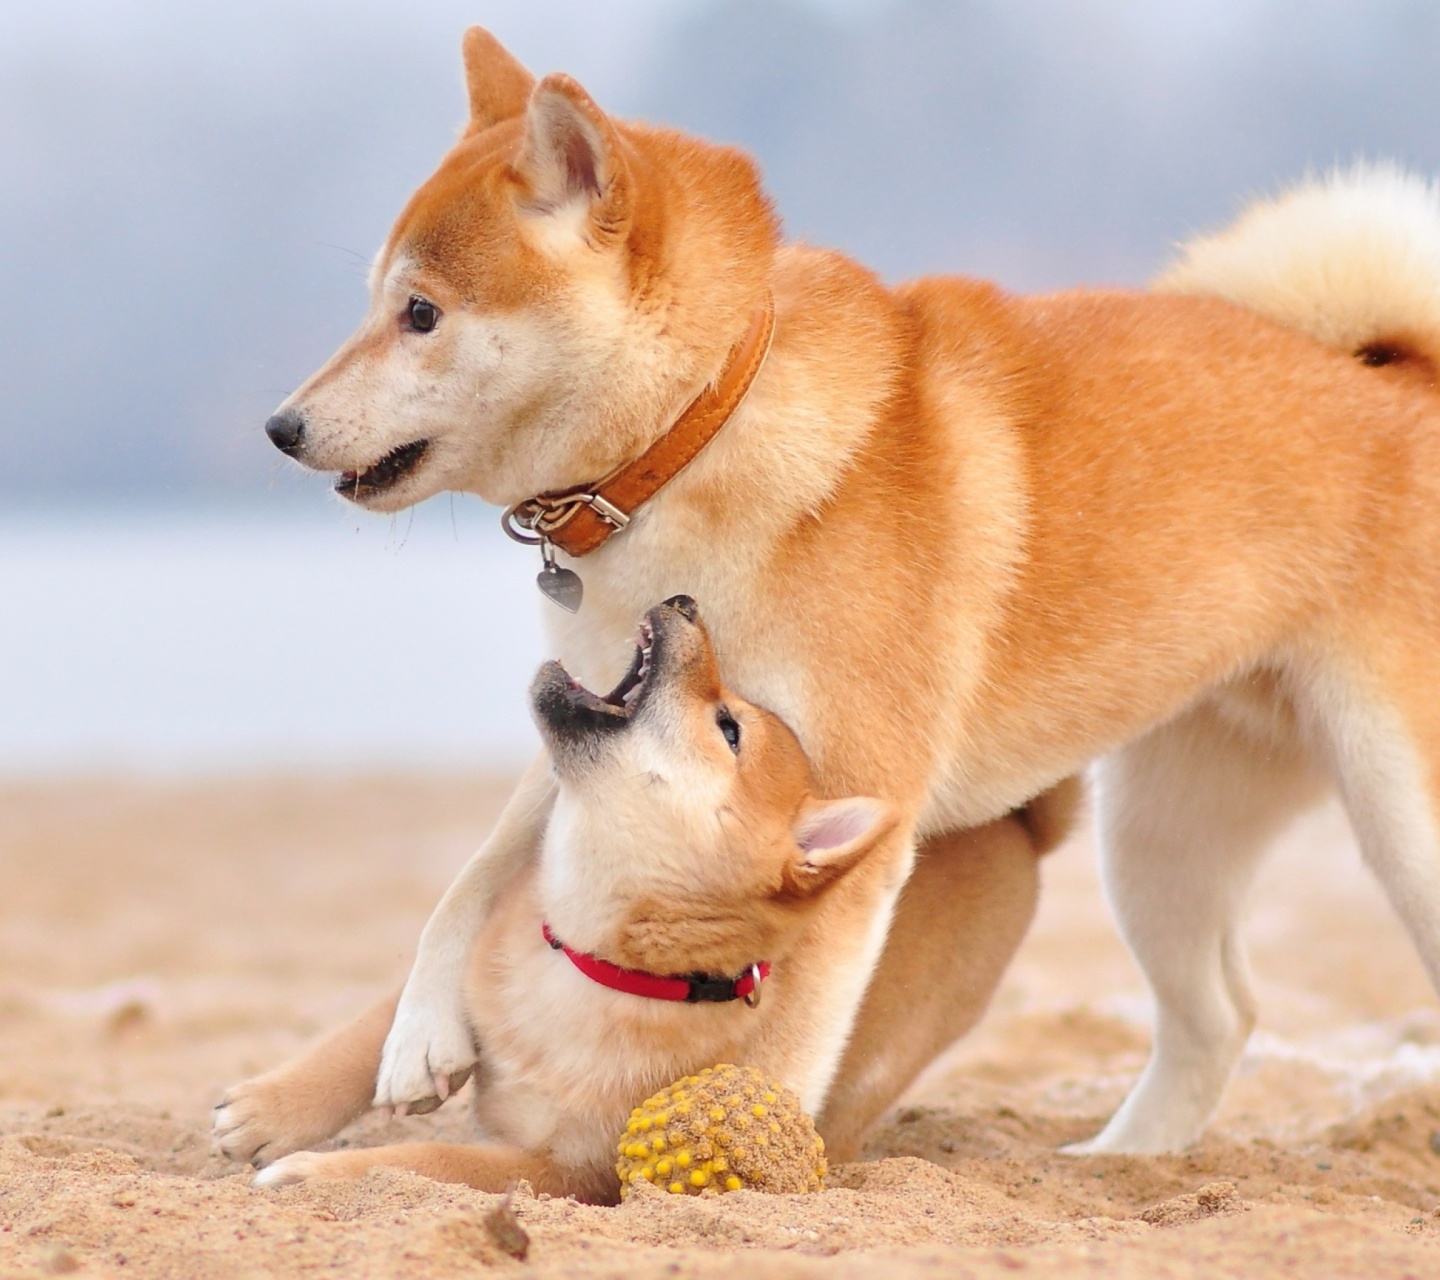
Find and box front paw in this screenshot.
[214,1075,339,1168]
[372,1000,476,1113]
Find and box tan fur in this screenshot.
[241,31,1440,1160]
[214,992,402,1166]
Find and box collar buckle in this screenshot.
[578,491,631,531]
[502,491,631,548]
[686,974,743,1003]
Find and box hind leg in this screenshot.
[819,779,1081,1161]
[255,1141,612,1202]
[1072,690,1322,1154]
[818,812,1043,1161]
[1301,661,1440,999]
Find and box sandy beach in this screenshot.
[3,773,1439,1278]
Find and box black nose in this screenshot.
[663,594,699,622]
[265,409,306,457]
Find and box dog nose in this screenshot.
[663,594,699,622]
[265,408,306,457]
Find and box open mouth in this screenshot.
[532,619,657,736]
[570,619,655,717]
[334,439,429,501]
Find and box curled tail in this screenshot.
[1156,162,1440,378]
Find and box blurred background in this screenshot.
[4,0,1440,774]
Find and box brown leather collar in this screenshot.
[503,292,776,558]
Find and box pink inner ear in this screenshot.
[798,801,874,852]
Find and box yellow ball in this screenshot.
[614,1064,826,1199]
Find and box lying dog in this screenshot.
[216,595,985,1196]
[251,23,1440,1155]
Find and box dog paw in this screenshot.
[372,998,476,1113]
[213,1076,335,1168]
[253,1150,333,1188]
[254,1147,394,1188]
[1059,1123,1195,1156]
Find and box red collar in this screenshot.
[542,923,769,1008]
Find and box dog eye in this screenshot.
[405,296,440,333]
[717,709,741,754]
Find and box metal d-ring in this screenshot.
[742,963,763,1009]
[501,503,543,546]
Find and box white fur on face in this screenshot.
[274,247,647,511]
[538,704,742,953]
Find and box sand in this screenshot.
[3,774,1439,1278]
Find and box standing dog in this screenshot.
[248,24,1440,1156]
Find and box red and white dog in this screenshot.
[224,25,1440,1162]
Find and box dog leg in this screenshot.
[214,991,405,1166]
[255,1141,613,1202]
[1015,774,1085,856]
[1301,661,1440,999]
[817,811,1044,1162]
[374,753,556,1112]
[1071,695,1320,1154]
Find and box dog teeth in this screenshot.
[625,655,651,703]
[621,641,653,706]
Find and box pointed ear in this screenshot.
[782,797,898,897]
[513,74,631,238]
[461,27,535,133]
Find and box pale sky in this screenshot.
[4,0,1437,499]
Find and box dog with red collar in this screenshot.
[217,597,907,1201]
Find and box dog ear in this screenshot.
[513,74,631,240]
[461,27,535,133]
[782,797,898,897]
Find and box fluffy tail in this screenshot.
[1156,162,1440,376]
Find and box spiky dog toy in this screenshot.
[615,1064,827,1197]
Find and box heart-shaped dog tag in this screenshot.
[537,562,584,612]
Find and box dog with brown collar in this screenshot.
[230,25,1440,1158]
